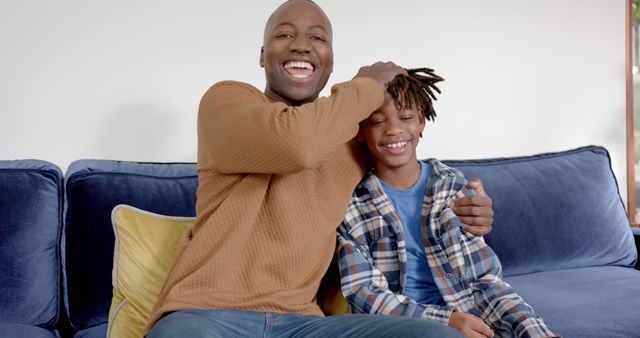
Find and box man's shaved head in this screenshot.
[263,0,332,45]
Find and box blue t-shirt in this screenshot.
[378,161,446,306]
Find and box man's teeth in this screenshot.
[385,141,408,149]
[284,61,314,71]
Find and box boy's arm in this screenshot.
[469,264,559,337]
[447,173,558,337]
[462,233,559,337]
[198,78,384,174]
[336,223,454,325]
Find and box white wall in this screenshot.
[0,0,627,197]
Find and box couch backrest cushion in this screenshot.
[62,160,197,331]
[0,160,62,328]
[443,145,637,277]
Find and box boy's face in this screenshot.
[260,0,333,106]
[357,94,425,174]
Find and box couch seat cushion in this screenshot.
[0,323,59,338]
[505,266,640,338]
[73,324,107,338]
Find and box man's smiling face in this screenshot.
[260,0,333,106]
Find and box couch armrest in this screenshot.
[633,227,640,270]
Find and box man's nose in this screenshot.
[289,35,311,53]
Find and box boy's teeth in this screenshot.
[385,141,407,149]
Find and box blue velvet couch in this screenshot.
[1,145,639,338]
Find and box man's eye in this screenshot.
[309,34,326,41]
[276,33,293,39]
[370,120,385,125]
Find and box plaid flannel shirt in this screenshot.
[337,159,558,338]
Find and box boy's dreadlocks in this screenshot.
[386,68,444,122]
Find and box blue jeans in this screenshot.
[147,309,464,338]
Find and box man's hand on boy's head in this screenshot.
[354,61,407,90]
[451,179,494,236]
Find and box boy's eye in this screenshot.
[370,120,385,125]
[398,113,416,121]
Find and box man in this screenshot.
[147,1,493,337]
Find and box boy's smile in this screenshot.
[358,95,425,188]
[382,140,410,154]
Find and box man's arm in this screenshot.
[198,78,383,174]
[199,62,406,175]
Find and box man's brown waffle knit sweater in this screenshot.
[146,77,384,331]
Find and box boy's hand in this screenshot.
[354,61,407,89]
[451,179,494,236]
[449,312,494,338]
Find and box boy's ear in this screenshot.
[259,47,265,68]
[418,113,426,137]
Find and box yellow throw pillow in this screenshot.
[316,257,351,316]
[107,204,194,338]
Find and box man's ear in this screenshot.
[259,47,265,68]
[329,52,334,74]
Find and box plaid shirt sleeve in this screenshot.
[336,216,455,325]
[463,232,559,337]
[454,191,559,338]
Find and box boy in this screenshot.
[337,68,558,338]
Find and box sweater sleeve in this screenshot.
[198,78,384,174]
